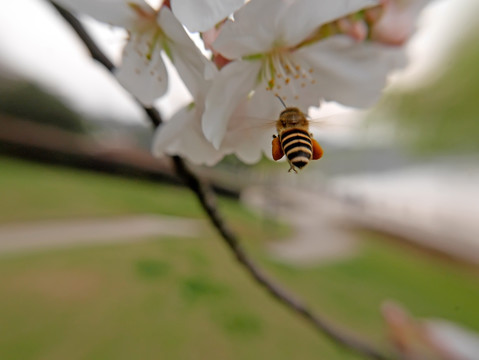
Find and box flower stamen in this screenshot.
[145,28,162,60]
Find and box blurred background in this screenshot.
[1,0,479,359]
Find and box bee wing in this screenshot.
[228,115,350,135]
[228,114,277,132]
[307,113,362,131]
[228,111,360,134]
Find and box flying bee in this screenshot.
[271,98,323,173]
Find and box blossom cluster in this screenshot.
[54,0,431,166]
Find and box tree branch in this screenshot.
[48,2,392,359]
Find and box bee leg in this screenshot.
[288,165,297,174]
[312,139,324,160]
[271,136,284,161]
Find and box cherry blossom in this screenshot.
[152,102,226,165]
[151,71,270,165]
[201,0,407,149]
[152,68,280,165]
[151,70,224,165]
[52,0,211,106]
[54,0,430,167]
[151,41,221,165]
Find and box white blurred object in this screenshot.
[330,161,479,264]
[382,301,479,360]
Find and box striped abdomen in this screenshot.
[280,128,312,170]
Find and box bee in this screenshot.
[272,98,323,173]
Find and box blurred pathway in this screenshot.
[242,187,358,266]
[0,191,358,265]
[0,215,206,254]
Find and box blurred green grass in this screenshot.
[0,156,287,239]
[0,156,203,222]
[1,233,479,360]
[1,156,479,359]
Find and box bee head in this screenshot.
[279,107,307,127]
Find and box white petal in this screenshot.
[153,106,226,166]
[115,33,168,106]
[371,0,432,45]
[222,128,267,164]
[213,0,286,58]
[202,60,262,149]
[223,91,278,164]
[53,0,150,28]
[232,137,267,163]
[237,87,284,120]
[157,7,200,48]
[296,36,407,107]
[171,0,244,32]
[278,0,378,47]
[152,109,188,154]
[223,121,273,163]
[214,0,378,59]
[158,7,217,99]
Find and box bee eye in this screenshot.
[281,120,286,126]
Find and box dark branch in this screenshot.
[48,2,392,359]
[50,2,115,72]
[50,1,163,128]
[172,156,390,359]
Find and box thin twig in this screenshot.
[172,156,390,359]
[50,2,163,127]
[48,2,392,359]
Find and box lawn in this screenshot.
[0,156,204,222]
[1,156,479,360]
[0,156,283,239]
